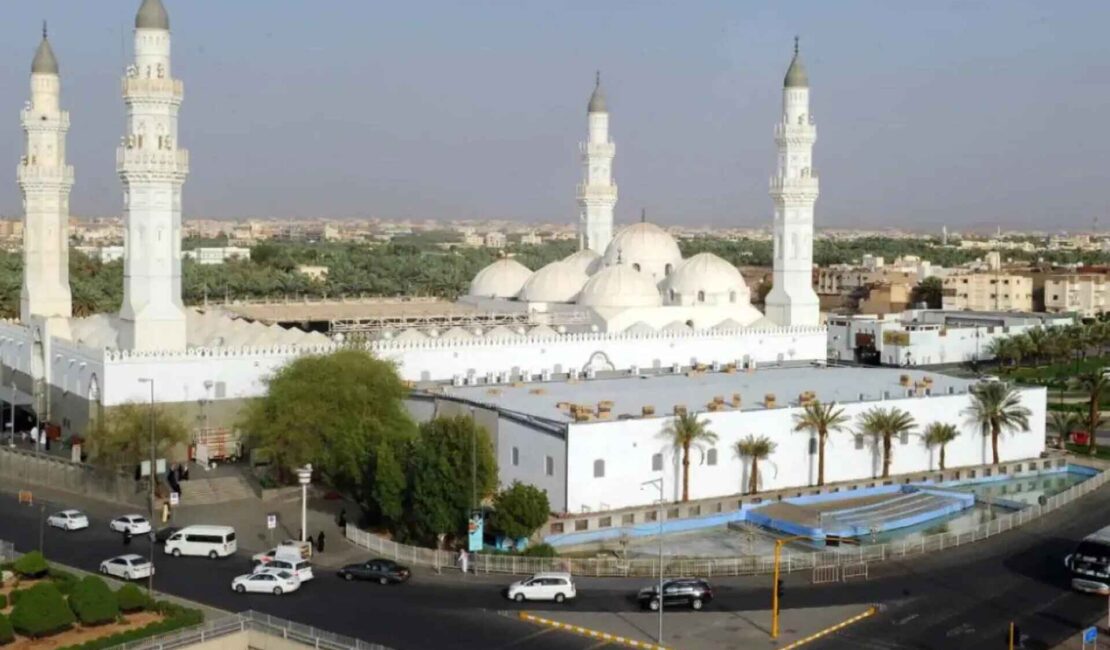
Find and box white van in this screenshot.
[164,525,237,559]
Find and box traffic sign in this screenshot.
[266,514,277,530]
[1085,626,1098,643]
[169,492,179,506]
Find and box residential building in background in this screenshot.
[942,273,1033,312]
[1044,273,1110,317]
[484,231,506,249]
[183,246,250,265]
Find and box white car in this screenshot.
[109,515,152,535]
[46,510,89,531]
[99,554,155,580]
[251,543,305,565]
[232,570,300,595]
[506,572,577,603]
[252,557,313,582]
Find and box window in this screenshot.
[632,263,641,272]
[706,448,718,466]
[808,438,818,455]
[665,263,673,276]
[545,456,554,476]
[729,291,737,303]
[511,447,519,466]
[900,431,909,445]
[854,435,864,450]
[652,453,663,471]
[697,290,706,303]
[593,459,605,478]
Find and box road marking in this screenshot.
[945,622,975,638]
[777,606,879,650]
[497,627,555,648]
[893,613,918,626]
[516,612,669,650]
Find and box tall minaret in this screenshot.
[765,38,820,327]
[576,72,618,254]
[19,24,74,326]
[118,0,189,351]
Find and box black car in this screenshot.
[637,578,713,611]
[154,526,180,544]
[337,559,411,585]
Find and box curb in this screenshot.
[517,612,669,650]
[778,605,878,650]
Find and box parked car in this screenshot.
[109,515,152,535]
[232,569,300,595]
[154,526,181,544]
[637,578,714,611]
[336,559,411,585]
[253,557,313,582]
[46,510,89,531]
[506,572,576,603]
[99,554,154,580]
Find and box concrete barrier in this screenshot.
[0,446,144,507]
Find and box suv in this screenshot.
[507,572,577,603]
[637,578,713,611]
[254,557,314,582]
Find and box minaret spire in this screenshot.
[577,73,618,254]
[43,21,47,40]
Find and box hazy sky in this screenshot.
[1,1,1107,230]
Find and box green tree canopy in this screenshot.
[490,481,551,540]
[86,402,190,471]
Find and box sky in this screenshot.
[0,1,1108,231]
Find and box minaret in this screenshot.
[118,0,189,351]
[765,38,820,327]
[576,72,618,254]
[19,24,74,326]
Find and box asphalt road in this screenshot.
[2,479,1110,650]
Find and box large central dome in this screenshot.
[602,223,682,282]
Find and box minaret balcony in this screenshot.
[769,176,819,192]
[576,184,618,201]
[116,148,189,174]
[578,142,615,156]
[20,110,70,129]
[17,165,74,184]
[122,77,184,100]
[774,123,817,138]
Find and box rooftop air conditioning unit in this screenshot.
[520,370,531,383]
[672,362,682,374]
[540,369,552,382]
[711,361,721,372]
[486,372,496,384]
[629,365,639,376]
[586,367,597,380]
[452,375,464,387]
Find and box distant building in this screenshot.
[858,282,912,315]
[462,232,483,247]
[296,265,329,281]
[520,231,542,246]
[75,245,125,263]
[942,273,1033,312]
[484,231,507,249]
[1044,273,1110,317]
[183,247,251,265]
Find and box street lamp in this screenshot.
[297,465,312,544]
[137,377,156,597]
[640,477,664,645]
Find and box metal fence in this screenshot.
[107,610,395,650]
[346,464,1110,578]
[0,540,13,563]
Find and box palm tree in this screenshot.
[1071,371,1108,455]
[793,400,850,487]
[1023,327,1048,365]
[660,412,719,502]
[964,381,1032,465]
[735,435,777,495]
[857,407,917,478]
[922,422,960,470]
[1047,410,1082,450]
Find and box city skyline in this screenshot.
[1,1,1108,229]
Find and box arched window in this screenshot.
[697,290,706,303]
[665,264,673,276]
[632,263,641,272]
[729,291,737,303]
[651,453,663,472]
[668,289,676,303]
[706,448,718,466]
[593,459,605,478]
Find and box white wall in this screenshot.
[565,388,1046,512]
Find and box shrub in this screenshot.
[115,584,149,613]
[13,551,48,579]
[0,594,6,609]
[0,612,12,645]
[10,582,74,638]
[520,543,557,558]
[69,576,119,626]
[8,590,27,607]
[49,568,79,596]
[61,602,203,650]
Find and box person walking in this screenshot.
[337,508,347,530]
[458,548,469,575]
[316,530,325,554]
[123,528,132,546]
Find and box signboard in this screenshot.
[139,459,167,478]
[1084,626,1098,643]
[266,514,277,530]
[467,509,483,553]
[169,492,179,506]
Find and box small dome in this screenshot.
[518,262,589,303]
[660,252,750,306]
[136,0,170,30]
[603,222,683,282]
[468,258,532,299]
[784,39,808,88]
[32,34,58,75]
[563,248,603,276]
[577,265,663,308]
[587,72,607,113]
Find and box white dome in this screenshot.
[660,252,750,306]
[468,259,532,298]
[563,249,603,276]
[602,223,683,282]
[577,265,663,308]
[518,262,589,303]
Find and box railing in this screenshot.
[107,611,395,650]
[115,148,189,173]
[346,460,1110,578]
[0,540,14,563]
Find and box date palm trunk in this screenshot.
[882,434,892,478]
[749,458,759,494]
[682,441,691,502]
[817,430,827,486]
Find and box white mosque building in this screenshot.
[0,0,825,448]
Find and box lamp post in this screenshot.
[640,477,664,645]
[297,465,312,544]
[137,377,156,597]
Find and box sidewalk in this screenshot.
[1053,624,1110,649]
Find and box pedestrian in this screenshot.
[337,508,347,530]
[458,548,469,575]
[161,501,171,524]
[316,530,325,553]
[123,528,132,546]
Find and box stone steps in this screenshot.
[175,476,255,505]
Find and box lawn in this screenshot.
[1005,356,1110,388]
[1065,443,1110,462]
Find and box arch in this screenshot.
[668,289,677,303]
[87,373,100,402]
[664,263,673,276]
[729,290,737,303]
[632,263,641,272]
[593,459,605,478]
[697,290,706,303]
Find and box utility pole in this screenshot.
[641,478,664,645]
[138,378,156,597]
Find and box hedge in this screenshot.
[520,543,557,557]
[49,569,80,596]
[0,613,13,645]
[58,601,203,650]
[0,594,6,609]
[115,584,150,613]
[13,552,48,579]
[69,577,119,626]
[10,582,75,638]
[7,590,27,607]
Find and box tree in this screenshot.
[660,412,719,502]
[735,435,776,494]
[239,349,416,495]
[1047,410,1082,450]
[964,381,1031,465]
[10,583,74,638]
[406,416,497,545]
[1072,371,1108,455]
[68,576,119,626]
[922,422,960,471]
[490,481,551,540]
[368,439,407,526]
[912,276,944,309]
[858,406,916,478]
[86,403,189,471]
[793,400,849,486]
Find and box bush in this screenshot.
[69,576,119,626]
[8,590,27,607]
[115,584,149,613]
[13,552,48,579]
[10,582,74,638]
[0,594,6,609]
[61,602,203,650]
[520,543,557,558]
[49,568,79,596]
[0,613,12,645]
